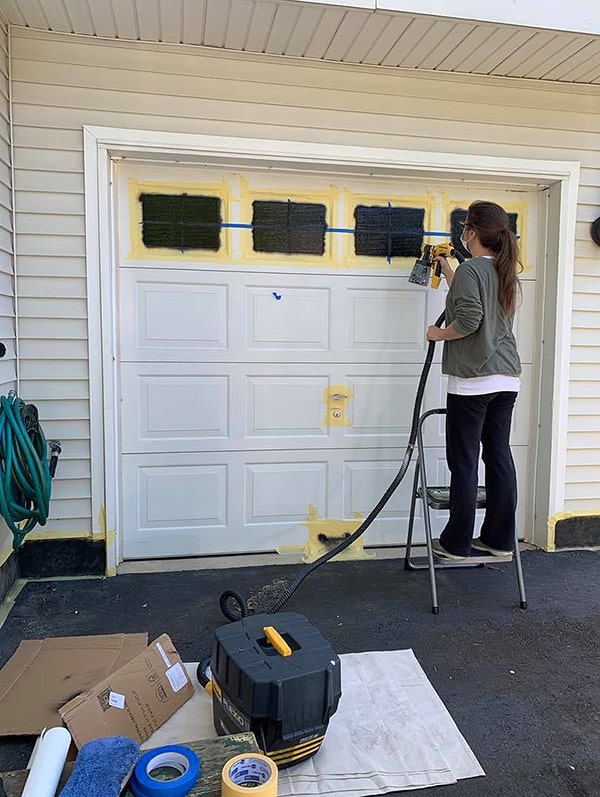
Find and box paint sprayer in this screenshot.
[408,242,461,288]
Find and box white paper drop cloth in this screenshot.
[144,650,484,796]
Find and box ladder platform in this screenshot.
[436,549,513,565]
[407,550,513,571]
[419,486,486,510]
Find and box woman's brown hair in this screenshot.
[464,200,522,316]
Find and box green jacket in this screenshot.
[442,255,521,378]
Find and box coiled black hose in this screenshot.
[220,253,463,622]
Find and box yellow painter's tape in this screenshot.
[221,754,278,797]
[322,384,352,427]
[301,505,375,563]
[547,509,600,552]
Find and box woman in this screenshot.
[425,201,522,560]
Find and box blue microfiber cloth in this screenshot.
[59,736,140,797]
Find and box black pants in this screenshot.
[439,391,518,557]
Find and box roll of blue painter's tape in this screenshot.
[129,745,200,797]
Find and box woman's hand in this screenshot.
[426,323,465,342]
[434,256,454,286]
[426,325,445,342]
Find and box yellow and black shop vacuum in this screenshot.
[199,612,341,768]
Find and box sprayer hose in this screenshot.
[0,393,51,548]
[219,306,448,622]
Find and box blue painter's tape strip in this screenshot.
[129,745,200,797]
[218,222,453,237]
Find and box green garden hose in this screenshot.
[0,391,61,549]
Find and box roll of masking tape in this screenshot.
[221,754,278,796]
[129,745,200,797]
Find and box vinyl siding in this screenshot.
[0,17,15,562]
[8,27,600,539]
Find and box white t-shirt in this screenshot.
[446,255,521,396]
[447,374,521,395]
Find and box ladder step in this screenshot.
[419,486,486,510]
[407,551,513,570]
[434,550,513,565]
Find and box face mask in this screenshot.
[460,233,470,252]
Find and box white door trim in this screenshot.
[83,125,579,568]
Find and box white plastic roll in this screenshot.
[22,726,72,797]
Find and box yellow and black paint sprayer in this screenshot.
[408,242,460,288]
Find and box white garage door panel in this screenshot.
[248,287,331,351]
[247,376,330,438]
[134,279,227,353]
[120,362,451,454]
[246,463,328,524]
[346,374,426,437]
[119,269,433,365]
[120,366,231,450]
[346,288,427,350]
[343,459,417,521]
[122,447,424,558]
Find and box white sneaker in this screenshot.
[471,538,512,557]
[432,539,469,561]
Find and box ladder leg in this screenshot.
[404,461,421,570]
[513,528,527,610]
[420,468,439,614]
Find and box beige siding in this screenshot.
[8,27,600,538]
[0,17,15,562]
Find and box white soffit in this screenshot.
[299,0,599,36]
[0,0,599,85]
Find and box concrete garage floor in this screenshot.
[0,550,599,796]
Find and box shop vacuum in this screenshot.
[199,247,466,767]
[202,612,340,768]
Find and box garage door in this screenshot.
[115,163,539,559]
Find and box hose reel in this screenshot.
[0,391,61,549]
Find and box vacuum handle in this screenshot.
[263,626,293,657]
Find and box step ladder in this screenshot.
[404,408,527,614]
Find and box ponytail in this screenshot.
[495,228,522,317]
[464,200,522,316]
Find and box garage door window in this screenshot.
[252,199,327,255]
[139,193,222,252]
[354,205,425,259]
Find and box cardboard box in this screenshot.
[59,634,194,747]
[0,633,148,736]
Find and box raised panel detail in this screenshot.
[247,376,330,437]
[247,287,330,349]
[139,464,227,527]
[141,375,229,441]
[344,459,415,519]
[346,375,418,437]
[137,281,227,349]
[347,288,426,350]
[245,462,327,522]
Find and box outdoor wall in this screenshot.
[7,27,600,548]
[0,17,16,569]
